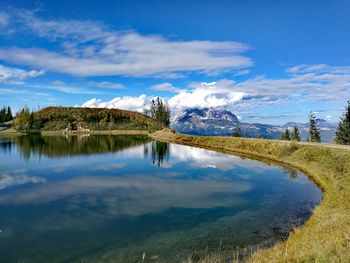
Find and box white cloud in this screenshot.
[0,88,49,97]
[168,80,245,110]
[81,80,245,112]
[49,80,123,94]
[150,83,182,93]
[0,64,44,83]
[32,82,101,95]
[236,65,350,105]
[88,81,124,89]
[80,64,350,114]
[49,85,101,95]
[233,69,250,76]
[0,10,252,77]
[0,172,45,190]
[82,94,149,112]
[287,64,350,75]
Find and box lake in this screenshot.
[0,135,322,263]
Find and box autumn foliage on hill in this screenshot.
[14,106,163,132]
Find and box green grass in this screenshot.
[150,129,350,263]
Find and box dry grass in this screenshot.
[150,129,350,263]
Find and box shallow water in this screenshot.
[0,135,322,263]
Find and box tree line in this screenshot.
[143,97,171,127]
[0,106,13,124]
[280,112,319,142]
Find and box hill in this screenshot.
[13,107,163,132]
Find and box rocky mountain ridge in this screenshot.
[171,108,337,142]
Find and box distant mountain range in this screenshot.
[171,108,337,143]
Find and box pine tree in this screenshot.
[232,126,241,137]
[309,112,321,143]
[290,125,301,141]
[0,106,14,123]
[281,128,291,140]
[14,106,31,132]
[335,101,350,145]
[281,128,290,141]
[28,112,35,131]
[6,106,13,121]
[0,107,5,123]
[144,97,171,127]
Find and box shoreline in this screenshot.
[0,129,153,137]
[150,129,350,262]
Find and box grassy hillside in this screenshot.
[151,129,350,263]
[14,106,163,132]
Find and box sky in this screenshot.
[0,0,349,125]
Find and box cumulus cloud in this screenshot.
[80,64,350,115]
[0,10,252,77]
[168,80,245,109]
[81,80,245,112]
[82,94,149,112]
[0,64,44,83]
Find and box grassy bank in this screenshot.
[150,129,350,263]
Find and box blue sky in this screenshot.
[0,0,349,124]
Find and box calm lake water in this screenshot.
[0,135,322,263]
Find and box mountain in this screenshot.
[172,108,282,138]
[171,108,337,142]
[175,108,239,123]
[172,108,241,136]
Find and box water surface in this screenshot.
[0,135,322,262]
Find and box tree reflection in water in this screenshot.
[0,135,151,159]
[144,141,170,167]
[282,167,298,180]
